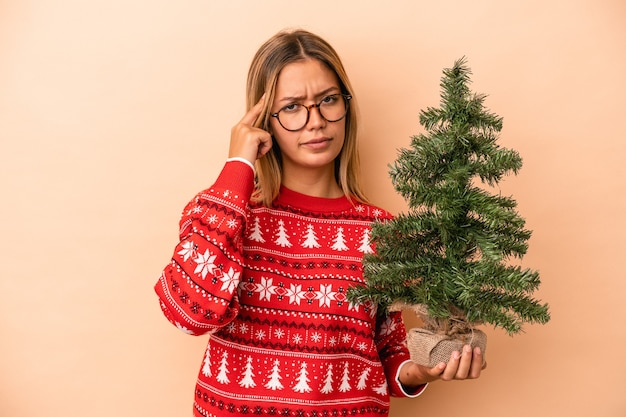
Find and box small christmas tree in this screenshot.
[349,58,550,365]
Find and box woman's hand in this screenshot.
[229,95,273,165]
[399,345,486,387]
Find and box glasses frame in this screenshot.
[270,93,352,132]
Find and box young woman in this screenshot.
[155,29,483,417]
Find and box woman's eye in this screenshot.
[321,95,338,104]
[282,104,300,113]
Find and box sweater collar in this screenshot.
[274,186,354,213]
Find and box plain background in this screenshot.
[1,1,625,416]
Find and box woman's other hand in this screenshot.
[399,345,486,387]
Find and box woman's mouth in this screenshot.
[301,137,332,150]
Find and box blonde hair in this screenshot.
[246,29,368,206]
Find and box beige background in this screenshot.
[1,1,625,416]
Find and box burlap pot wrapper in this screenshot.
[407,327,487,368]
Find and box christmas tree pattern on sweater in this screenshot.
[155,161,423,417]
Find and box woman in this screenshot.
[155,29,483,417]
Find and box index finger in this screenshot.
[240,94,266,126]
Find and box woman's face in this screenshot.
[269,59,346,177]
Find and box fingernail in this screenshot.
[453,351,461,360]
[463,345,472,353]
[474,346,481,355]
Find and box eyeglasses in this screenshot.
[270,93,352,132]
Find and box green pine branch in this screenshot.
[349,57,550,335]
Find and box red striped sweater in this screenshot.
[155,160,425,417]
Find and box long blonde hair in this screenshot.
[246,29,368,206]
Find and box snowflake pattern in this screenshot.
[255,277,277,301]
[315,284,337,307]
[348,301,360,312]
[177,241,196,262]
[378,317,397,336]
[240,279,375,312]
[220,267,240,293]
[286,283,305,305]
[194,249,218,279]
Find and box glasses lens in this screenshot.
[319,94,347,122]
[278,105,308,131]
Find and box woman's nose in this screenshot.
[306,104,326,129]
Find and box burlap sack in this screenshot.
[407,327,487,368]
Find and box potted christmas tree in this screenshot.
[349,58,550,367]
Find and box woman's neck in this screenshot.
[281,165,343,199]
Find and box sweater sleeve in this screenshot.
[154,160,255,336]
[376,311,428,398]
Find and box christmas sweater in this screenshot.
[155,160,426,417]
